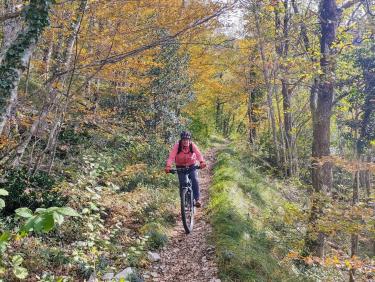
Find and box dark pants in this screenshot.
[177,168,200,201]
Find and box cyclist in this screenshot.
[165,131,206,207]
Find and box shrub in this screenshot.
[0,168,68,216]
[147,230,168,250]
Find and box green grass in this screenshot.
[208,144,303,282]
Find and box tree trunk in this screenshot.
[350,169,360,282]
[247,94,256,144]
[305,0,338,257]
[253,5,280,165]
[33,0,87,171]
[0,0,22,61]
[275,0,294,176]
[275,87,288,175]
[0,0,52,136]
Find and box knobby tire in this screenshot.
[181,188,194,234]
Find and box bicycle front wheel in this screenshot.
[181,188,194,234]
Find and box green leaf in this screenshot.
[0,199,5,210]
[36,213,55,232]
[15,208,33,218]
[12,254,23,266]
[89,202,99,211]
[56,207,80,217]
[22,213,55,233]
[0,189,8,196]
[0,231,10,243]
[35,208,47,213]
[13,266,28,279]
[21,216,36,232]
[52,211,64,225]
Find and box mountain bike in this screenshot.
[169,165,200,234]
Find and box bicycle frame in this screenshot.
[169,165,200,233]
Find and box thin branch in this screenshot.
[339,0,362,10]
[0,11,21,22]
[46,3,235,81]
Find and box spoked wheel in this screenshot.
[181,188,195,234]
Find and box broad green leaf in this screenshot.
[53,211,64,225]
[22,213,55,232]
[21,216,37,232]
[46,207,60,212]
[15,208,33,218]
[0,189,8,196]
[13,266,28,279]
[0,199,5,210]
[56,207,80,217]
[35,208,47,214]
[12,254,23,266]
[34,214,55,232]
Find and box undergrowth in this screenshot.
[208,142,306,282]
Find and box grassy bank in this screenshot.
[208,143,304,282]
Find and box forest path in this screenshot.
[142,148,221,282]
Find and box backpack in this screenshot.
[177,140,193,154]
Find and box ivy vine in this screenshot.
[0,0,52,112]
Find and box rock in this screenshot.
[148,251,161,262]
[151,272,159,277]
[114,267,134,280]
[88,273,97,282]
[102,273,114,280]
[209,279,221,282]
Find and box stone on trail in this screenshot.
[114,267,134,280]
[148,251,161,262]
[88,273,97,282]
[151,272,159,277]
[102,273,114,280]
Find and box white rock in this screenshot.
[102,273,114,280]
[148,251,161,262]
[88,273,97,282]
[114,267,134,280]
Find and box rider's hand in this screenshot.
[200,161,207,169]
[165,166,171,174]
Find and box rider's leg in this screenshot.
[189,169,200,201]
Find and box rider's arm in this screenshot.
[166,143,179,168]
[192,143,204,162]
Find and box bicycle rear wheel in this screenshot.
[181,188,194,234]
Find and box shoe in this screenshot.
[194,200,201,208]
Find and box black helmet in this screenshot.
[180,131,191,140]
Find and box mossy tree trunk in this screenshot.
[0,0,52,137]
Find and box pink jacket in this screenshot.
[166,142,204,167]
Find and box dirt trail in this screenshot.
[142,149,220,282]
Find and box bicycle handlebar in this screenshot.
[169,165,201,174]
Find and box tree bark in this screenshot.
[0,0,51,136]
[253,4,280,165]
[305,0,338,257]
[350,168,360,282]
[275,0,293,175]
